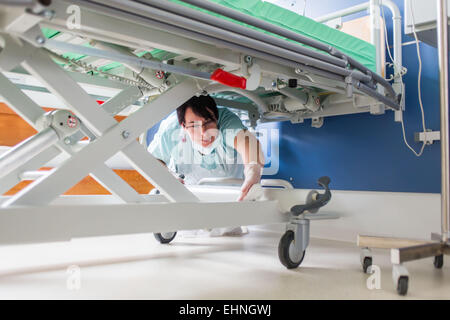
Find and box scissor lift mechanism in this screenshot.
[0,0,405,271]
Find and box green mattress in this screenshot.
[42,0,376,73]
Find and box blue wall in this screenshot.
[270,0,444,193]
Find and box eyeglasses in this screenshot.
[184,119,217,130]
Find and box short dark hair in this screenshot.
[177,95,218,126]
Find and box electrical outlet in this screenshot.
[414,130,441,145]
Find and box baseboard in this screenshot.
[251,189,441,243]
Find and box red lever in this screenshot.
[211,69,246,89]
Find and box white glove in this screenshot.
[237,162,263,201]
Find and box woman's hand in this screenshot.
[238,162,262,201]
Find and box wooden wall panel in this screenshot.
[3,169,153,195]
[0,112,37,146]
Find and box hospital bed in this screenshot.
[0,0,405,278]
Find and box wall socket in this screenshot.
[415,130,441,145]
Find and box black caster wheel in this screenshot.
[154,232,177,244]
[434,254,444,269]
[278,230,305,269]
[397,276,409,296]
[362,257,373,273]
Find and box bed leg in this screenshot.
[278,217,310,269]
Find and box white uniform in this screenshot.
[148,107,247,184]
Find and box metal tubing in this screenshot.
[19,170,50,181]
[90,40,165,88]
[383,0,403,82]
[0,0,34,6]
[356,81,399,110]
[59,0,347,83]
[318,0,401,88]
[90,40,145,75]
[370,0,382,76]
[278,87,317,112]
[261,179,294,189]
[437,0,449,242]
[315,3,369,23]
[294,219,310,252]
[48,37,342,86]
[86,0,371,83]
[205,84,269,113]
[315,0,402,79]
[222,44,345,82]
[0,146,60,196]
[140,0,347,69]
[179,0,395,95]
[45,40,212,81]
[0,127,58,180]
[294,77,348,95]
[278,87,309,105]
[179,0,333,54]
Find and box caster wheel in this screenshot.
[397,276,409,296]
[434,254,444,269]
[362,257,373,273]
[278,230,305,269]
[154,231,177,244]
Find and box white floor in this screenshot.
[0,228,448,299]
